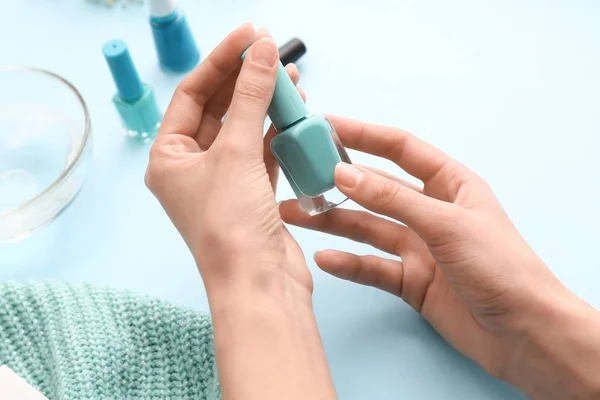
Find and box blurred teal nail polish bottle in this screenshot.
[243,49,351,215]
[148,0,200,73]
[102,39,162,142]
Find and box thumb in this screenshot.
[334,162,459,241]
[221,37,279,145]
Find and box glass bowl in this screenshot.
[0,67,92,243]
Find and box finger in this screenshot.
[255,29,302,90]
[353,165,422,193]
[199,57,301,152]
[328,115,464,185]
[220,37,279,147]
[285,63,300,84]
[195,27,274,148]
[315,250,404,297]
[334,162,457,239]
[195,64,242,150]
[255,27,271,39]
[201,27,275,122]
[280,200,411,256]
[160,23,255,138]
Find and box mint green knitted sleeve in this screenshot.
[0,281,220,400]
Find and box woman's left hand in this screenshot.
[145,25,310,298]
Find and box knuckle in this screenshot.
[149,134,175,158]
[316,208,335,230]
[148,139,165,160]
[444,161,468,189]
[380,128,412,162]
[144,164,161,192]
[391,228,409,256]
[173,83,189,99]
[382,132,406,160]
[175,81,205,104]
[144,141,174,192]
[376,179,402,208]
[364,256,384,287]
[349,258,364,283]
[349,213,370,244]
[235,79,270,102]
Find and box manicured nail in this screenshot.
[335,163,363,188]
[250,38,278,67]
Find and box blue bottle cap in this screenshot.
[242,48,309,131]
[102,39,144,102]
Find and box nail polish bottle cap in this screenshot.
[279,38,307,65]
[268,62,309,130]
[102,39,144,102]
[148,0,176,17]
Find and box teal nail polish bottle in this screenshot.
[243,49,351,214]
[102,39,162,142]
[148,0,200,73]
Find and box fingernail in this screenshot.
[256,27,271,37]
[250,38,278,68]
[335,163,363,188]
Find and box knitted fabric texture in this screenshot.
[0,281,220,400]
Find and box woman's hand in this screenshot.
[145,25,309,296]
[146,25,336,400]
[280,116,600,400]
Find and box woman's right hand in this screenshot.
[280,116,600,400]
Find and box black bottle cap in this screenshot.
[278,38,307,65]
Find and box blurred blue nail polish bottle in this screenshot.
[243,49,351,215]
[102,39,162,142]
[148,0,200,73]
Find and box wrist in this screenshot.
[203,260,336,400]
[207,265,314,313]
[194,229,313,309]
[200,251,314,315]
[503,288,600,399]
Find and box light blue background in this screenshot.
[2,0,600,398]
